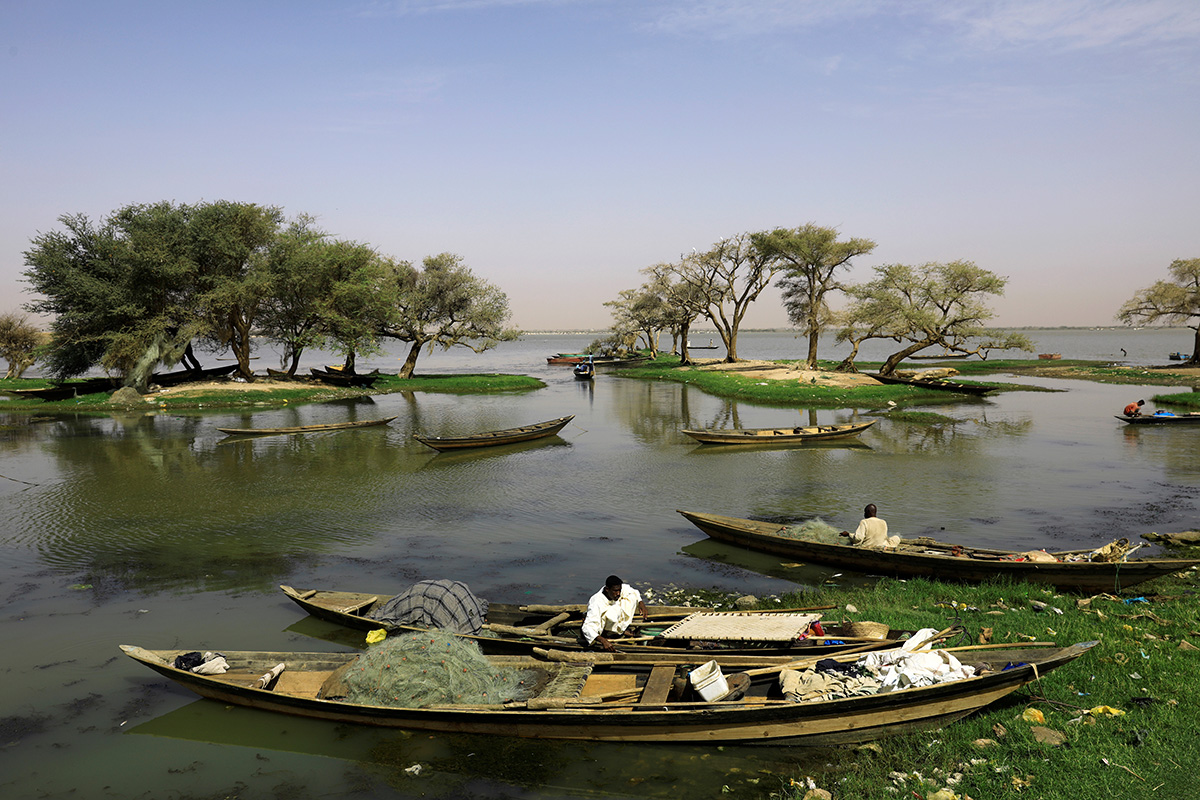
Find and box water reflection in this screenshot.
[129,700,816,800]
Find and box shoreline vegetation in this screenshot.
[2,354,1199,412]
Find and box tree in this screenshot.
[23,206,200,388]
[668,232,779,362]
[752,224,876,369]
[644,262,712,365]
[836,260,1033,375]
[187,201,284,381]
[1117,258,1200,364]
[603,278,672,358]
[0,313,43,379]
[378,253,520,379]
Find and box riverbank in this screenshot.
[747,560,1200,800]
[0,372,546,412]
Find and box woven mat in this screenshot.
[657,612,820,641]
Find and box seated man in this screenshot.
[580,575,647,652]
[840,503,901,550]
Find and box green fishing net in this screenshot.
[780,518,843,544]
[337,630,541,708]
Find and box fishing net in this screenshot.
[779,518,843,544]
[328,630,544,708]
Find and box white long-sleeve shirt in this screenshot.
[580,584,643,644]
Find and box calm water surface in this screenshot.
[2,330,1198,799]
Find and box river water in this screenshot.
[1,329,1198,800]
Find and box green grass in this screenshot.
[1151,391,1200,410]
[0,372,545,411]
[736,568,1200,799]
[616,355,1008,408]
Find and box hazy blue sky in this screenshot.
[3,1,1198,331]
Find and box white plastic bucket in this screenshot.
[689,660,729,701]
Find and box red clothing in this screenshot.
[1124,402,1142,416]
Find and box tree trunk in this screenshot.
[398,341,422,379]
[835,338,863,372]
[879,340,937,375]
[679,321,692,365]
[805,324,819,370]
[344,350,357,374]
[230,312,255,382]
[1190,324,1200,364]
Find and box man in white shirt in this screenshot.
[839,503,900,549]
[580,575,647,652]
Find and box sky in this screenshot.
[2,0,1198,332]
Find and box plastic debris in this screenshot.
[1021,708,1045,724]
[366,628,387,644]
[1087,705,1125,717]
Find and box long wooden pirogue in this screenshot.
[120,640,1096,745]
[681,420,875,445]
[218,417,397,437]
[679,510,1200,593]
[413,415,574,451]
[280,585,907,658]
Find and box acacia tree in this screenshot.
[187,201,284,381]
[836,260,1032,375]
[0,313,43,379]
[23,206,201,389]
[604,278,672,357]
[379,253,520,379]
[644,262,713,365]
[1117,258,1200,364]
[667,232,779,362]
[752,224,876,369]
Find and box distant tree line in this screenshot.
[19,200,519,390]
[602,223,1032,374]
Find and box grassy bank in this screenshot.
[0,372,545,412]
[661,562,1200,799]
[617,355,1012,408]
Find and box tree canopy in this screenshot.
[0,313,43,379]
[664,232,779,361]
[1117,258,1200,364]
[836,260,1032,375]
[752,224,876,369]
[378,253,520,379]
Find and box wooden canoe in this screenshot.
[1116,413,1200,425]
[310,367,381,388]
[279,585,907,658]
[119,640,1096,745]
[869,374,996,396]
[218,416,397,437]
[682,420,875,445]
[4,376,119,401]
[414,415,574,451]
[678,510,1200,593]
[153,364,240,387]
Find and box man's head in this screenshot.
[864,503,877,518]
[602,575,623,600]
[1138,400,1145,407]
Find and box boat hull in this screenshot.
[869,374,995,396]
[682,420,875,445]
[1116,414,1200,425]
[218,417,397,437]
[414,416,574,451]
[678,511,1197,593]
[120,641,1095,745]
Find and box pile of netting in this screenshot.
[778,518,844,544]
[335,630,541,708]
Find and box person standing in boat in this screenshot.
[1123,399,1145,417]
[839,504,900,550]
[580,575,647,652]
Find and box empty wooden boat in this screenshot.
[218,416,397,437]
[414,415,574,451]
[682,420,875,445]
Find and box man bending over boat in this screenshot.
[580,575,648,652]
[840,504,901,550]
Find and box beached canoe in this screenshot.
[869,374,995,396]
[1116,413,1200,425]
[119,639,1095,745]
[678,510,1200,593]
[279,585,907,658]
[218,417,397,437]
[414,415,574,451]
[682,420,875,445]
